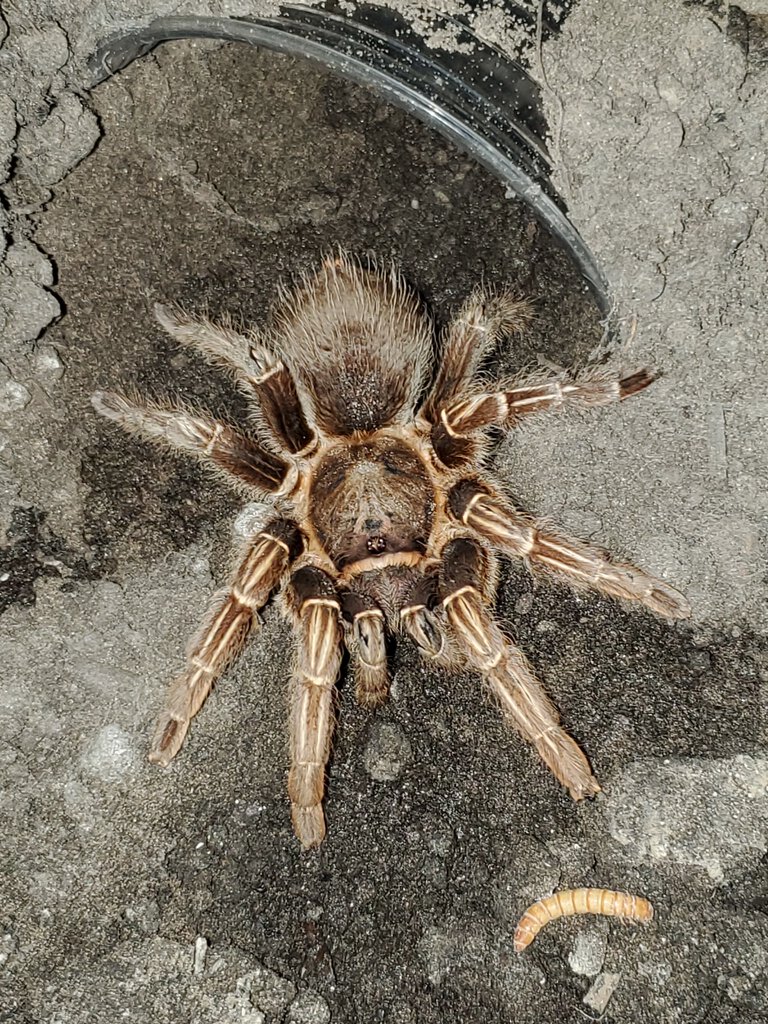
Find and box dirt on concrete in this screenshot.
[0,3,766,1023]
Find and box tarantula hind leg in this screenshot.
[284,565,344,849]
[448,480,691,620]
[438,536,600,800]
[149,518,303,765]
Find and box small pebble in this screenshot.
[723,973,753,1003]
[33,344,64,380]
[583,971,622,1013]
[193,935,208,975]
[363,721,412,782]
[287,990,331,1024]
[0,379,32,413]
[688,648,712,674]
[244,965,296,1015]
[567,926,607,977]
[0,932,18,967]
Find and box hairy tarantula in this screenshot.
[92,252,690,848]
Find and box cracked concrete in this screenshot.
[1,2,767,1023]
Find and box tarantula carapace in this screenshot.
[93,252,690,848]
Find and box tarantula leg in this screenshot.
[422,291,533,422]
[153,304,317,456]
[438,537,600,800]
[448,480,691,619]
[92,391,295,493]
[399,569,461,669]
[285,565,344,849]
[440,369,655,436]
[149,518,303,766]
[340,591,389,707]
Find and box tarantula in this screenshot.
[92,252,690,848]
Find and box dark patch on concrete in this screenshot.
[728,5,768,67]
[497,565,765,760]
[0,505,100,613]
[79,425,237,575]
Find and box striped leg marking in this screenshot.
[439,369,655,435]
[153,302,316,456]
[341,591,389,707]
[439,538,600,800]
[149,520,302,766]
[448,481,691,620]
[286,566,343,849]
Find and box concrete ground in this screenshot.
[1,3,766,1023]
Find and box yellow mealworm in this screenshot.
[514,888,654,952]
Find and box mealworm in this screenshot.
[514,888,654,951]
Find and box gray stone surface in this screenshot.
[605,755,768,884]
[0,3,766,1023]
[363,720,413,782]
[287,990,332,1024]
[543,0,768,631]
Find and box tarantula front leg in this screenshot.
[438,369,655,436]
[92,391,296,493]
[438,536,600,800]
[448,480,690,619]
[284,565,344,848]
[153,304,317,456]
[149,518,304,765]
[340,591,389,707]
